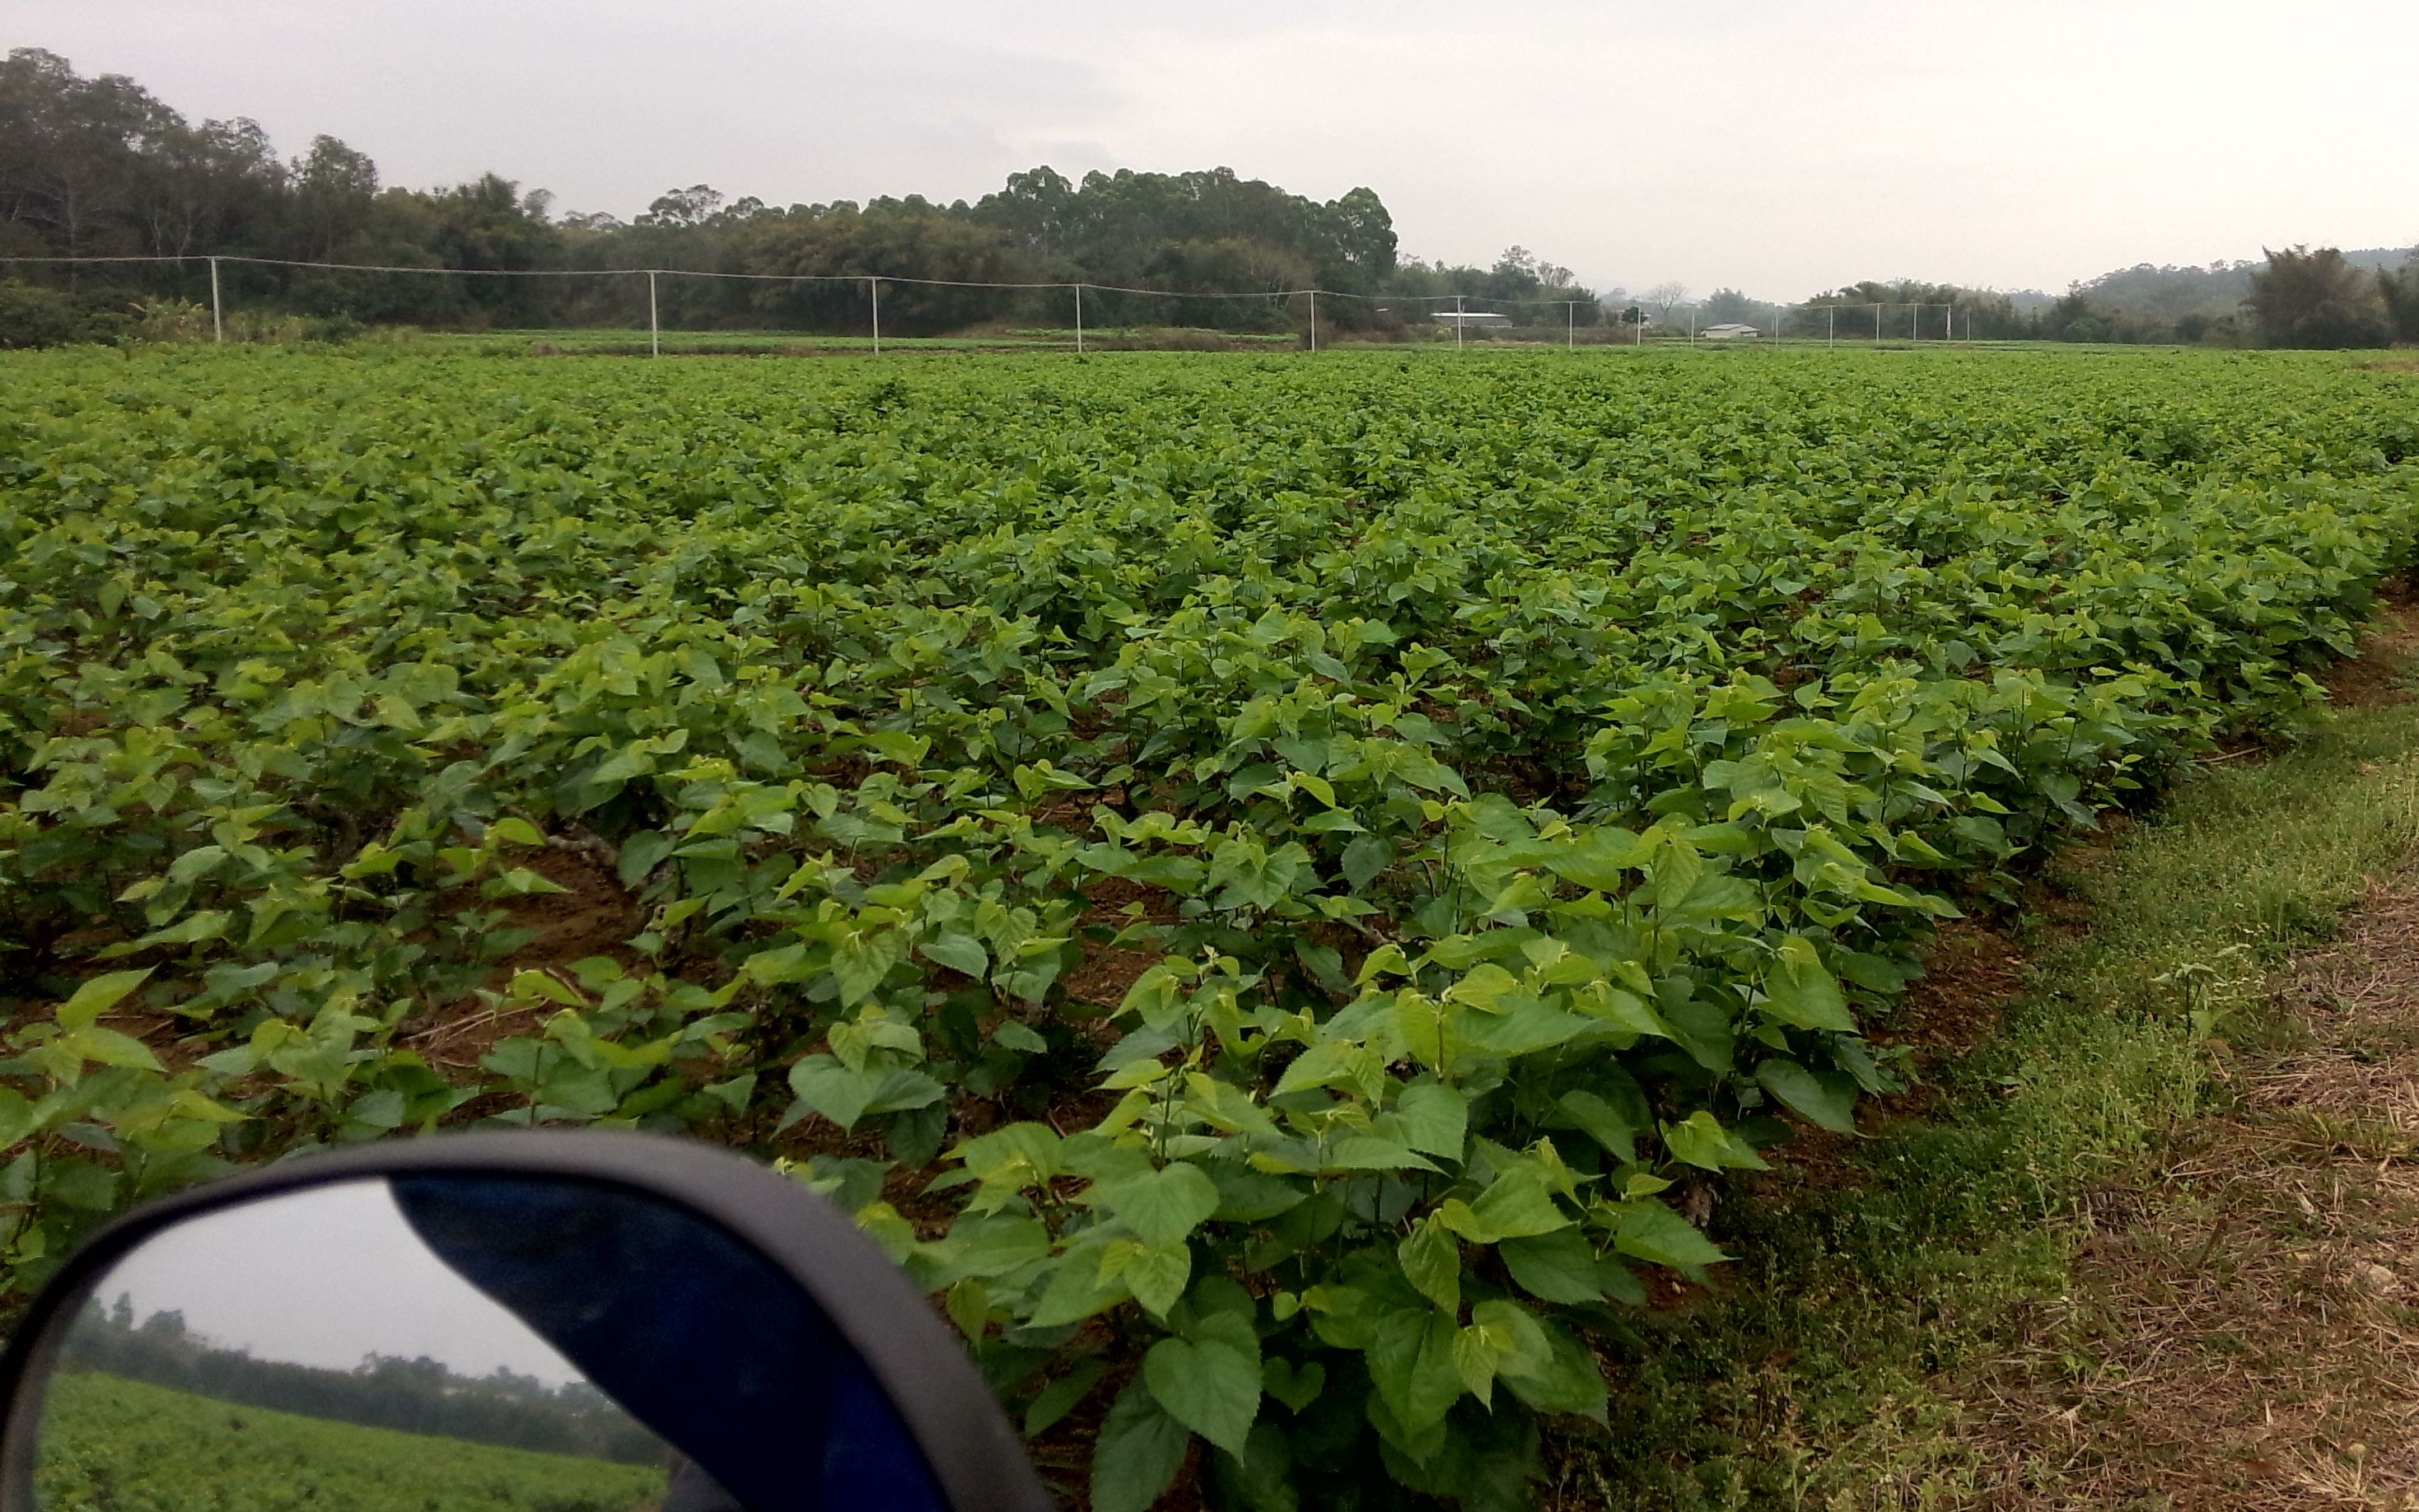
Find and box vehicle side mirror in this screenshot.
[0,1132,1053,1512]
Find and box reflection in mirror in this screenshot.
[34,1176,950,1512]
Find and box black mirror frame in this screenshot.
[0,1130,1054,1512]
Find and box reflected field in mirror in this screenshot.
[30,1174,947,1512]
[43,1178,670,1512]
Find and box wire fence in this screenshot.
[1,253,2010,354]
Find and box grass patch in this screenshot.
[39,1371,665,1512]
[1558,694,2419,1509]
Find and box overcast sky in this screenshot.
[86,1180,588,1384]
[16,0,2418,297]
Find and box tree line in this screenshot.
[1623,260,2419,349]
[61,1293,665,1464]
[0,48,1601,341]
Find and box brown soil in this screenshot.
[402,842,646,1070]
[1889,920,2029,1062]
[2327,586,2419,709]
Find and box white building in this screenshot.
[1699,322,1761,340]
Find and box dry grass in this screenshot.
[1955,863,2419,1510]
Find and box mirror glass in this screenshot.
[32,1176,948,1512]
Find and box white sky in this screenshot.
[83,1180,586,1385]
[14,0,2419,297]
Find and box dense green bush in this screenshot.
[0,281,122,349]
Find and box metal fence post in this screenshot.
[1308,289,1317,352]
[1567,301,1574,350]
[870,277,880,355]
[1455,293,1464,350]
[208,256,222,344]
[1074,283,1084,352]
[647,270,660,358]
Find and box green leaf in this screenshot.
[0,1090,34,1149]
[61,1027,162,1073]
[1544,828,1646,892]
[1456,1170,1571,1242]
[919,931,990,979]
[1092,1375,1190,1512]
[1341,833,1392,891]
[1556,1088,1639,1164]
[1756,1059,1861,1134]
[1028,1248,1132,1328]
[922,1216,1052,1286]
[1205,1163,1307,1222]
[785,1054,888,1131]
[1262,1357,1325,1414]
[1273,1038,1375,1099]
[1100,1164,1221,1248]
[1457,999,1596,1057]
[1613,1199,1730,1271]
[832,931,904,1006]
[1393,1083,1469,1158]
[44,1159,119,1212]
[1122,1241,1192,1317]
[1025,1358,1109,1439]
[1497,1319,1610,1423]
[167,845,227,885]
[992,1021,1048,1054]
[1325,1135,1440,1174]
[1450,1300,1555,1407]
[1660,1110,1768,1171]
[1143,1332,1261,1458]
[864,1068,946,1117]
[1499,1229,1604,1304]
[488,817,546,847]
[57,969,153,1033]
[616,830,677,887]
[1763,944,1856,1032]
[1365,1309,1464,1435]
[1397,1216,1460,1314]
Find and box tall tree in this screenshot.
[138,116,283,257]
[2381,254,2419,344]
[2246,245,2389,348]
[288,134,378,259]
[0,48,179,259]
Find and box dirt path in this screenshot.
[1954,606,2419,1509]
